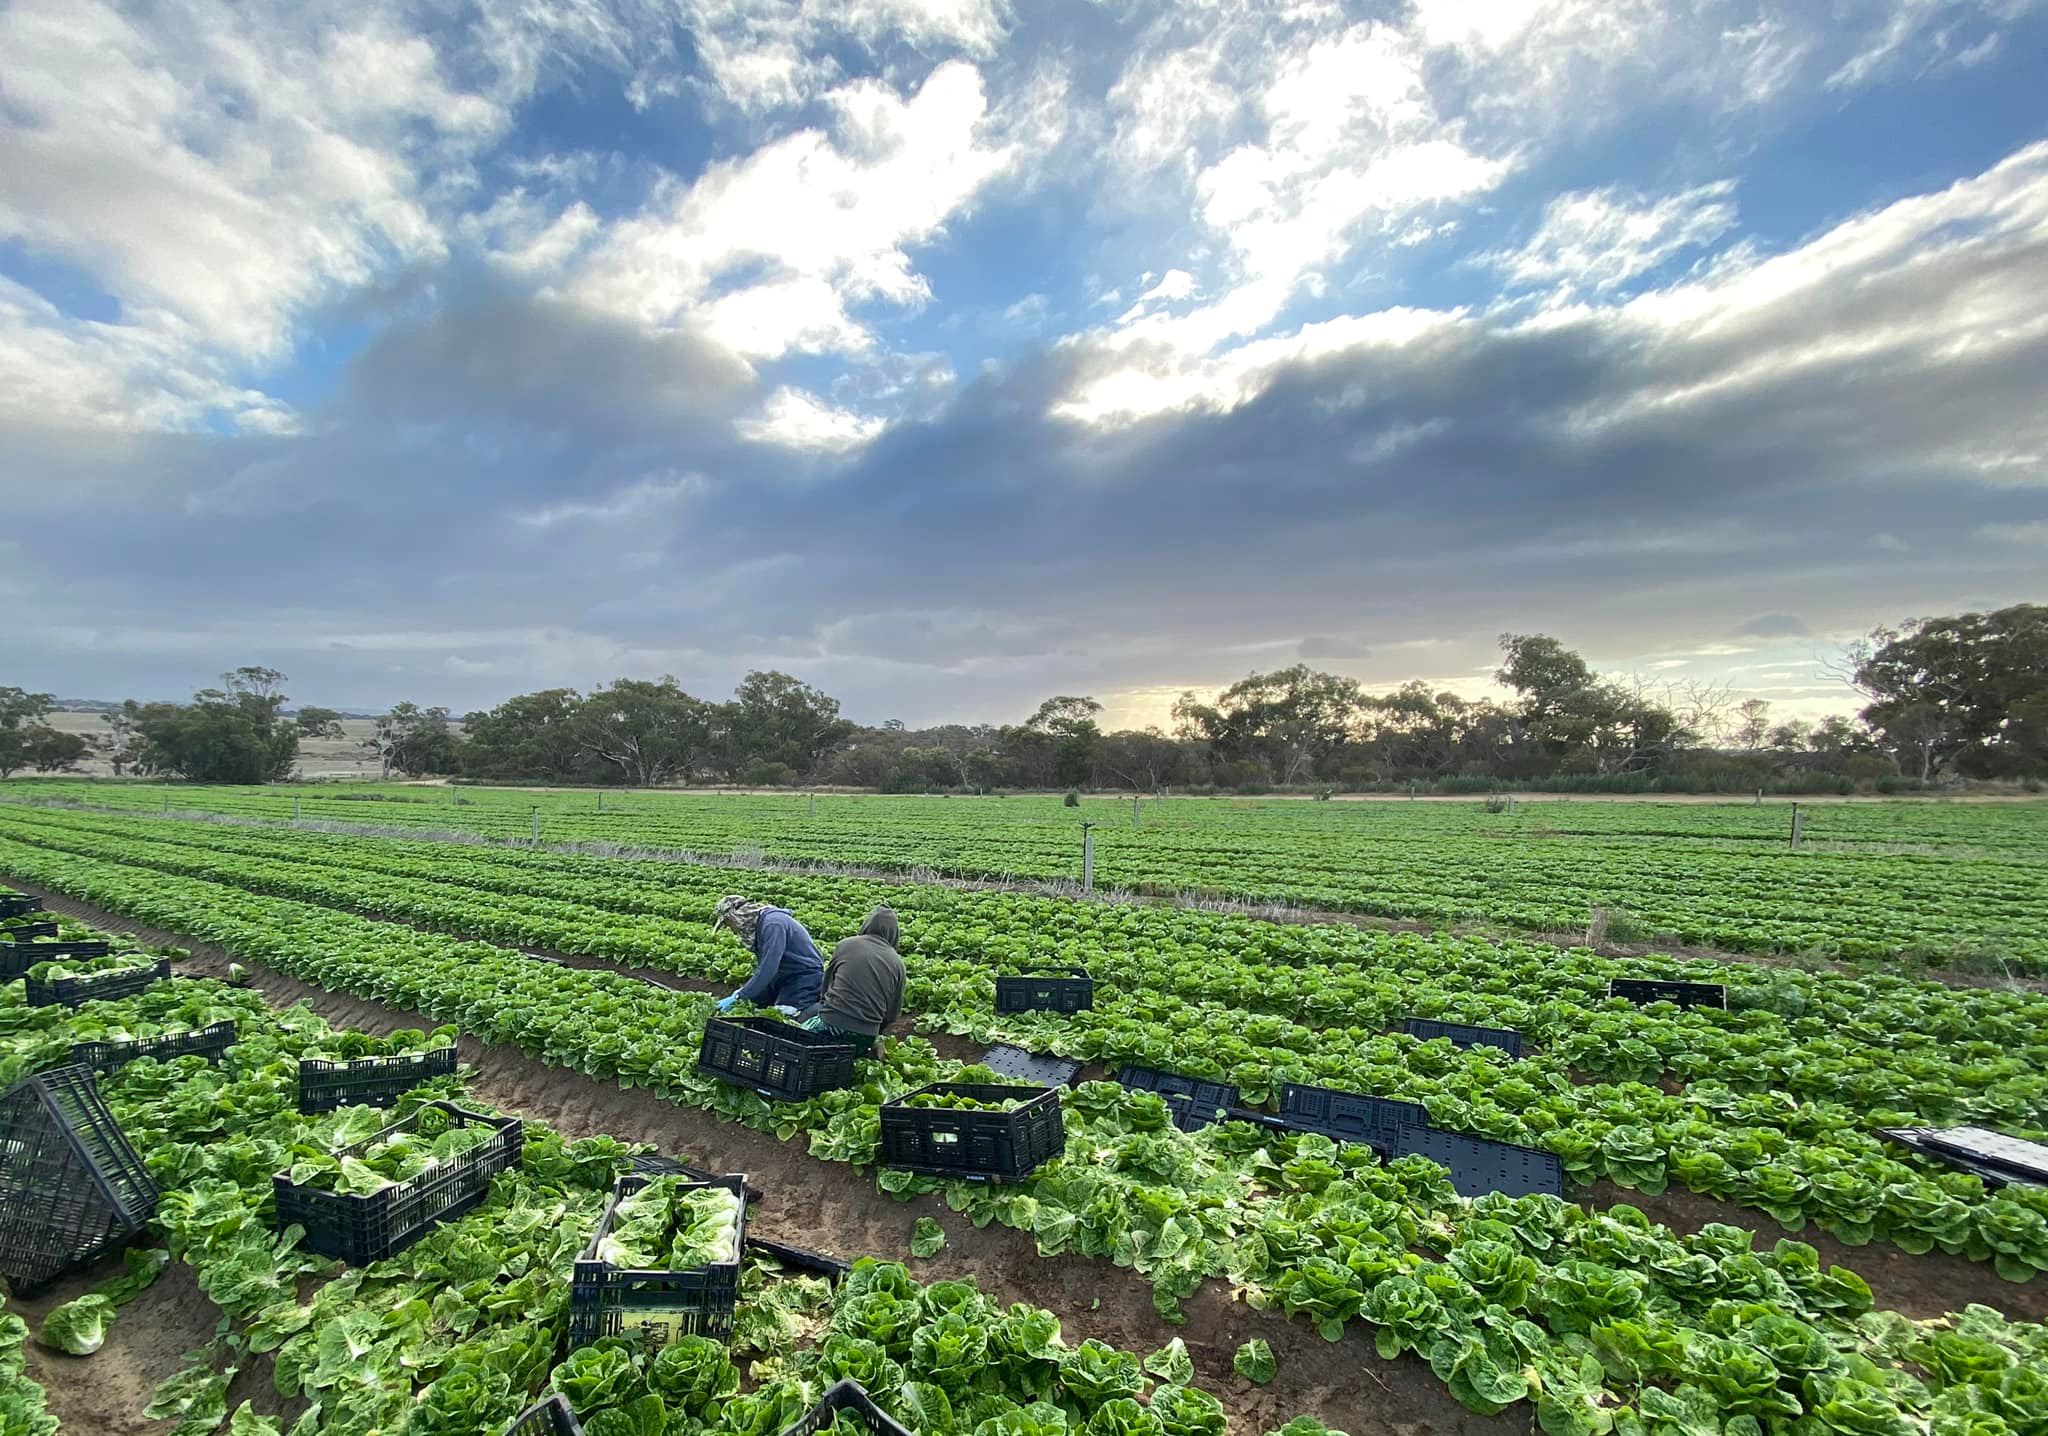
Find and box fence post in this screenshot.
[294,796,301,823]
[598,792,604,814]
[1081,823,1096,892]
[531,808,540,845]
[163,787,170,814]
[1789,803,1802,849]
[810,793,816,820]
[1755,788,1763,806]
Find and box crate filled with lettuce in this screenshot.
[297,1026,461,1113]
[272,1099,523,1265]
[878,1082,1065,1183]
[23,955,170,1008]
[568,1173,747,1348]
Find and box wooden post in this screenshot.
[294,796,301,822]
[1082,824,1097,891]
[1790,803,1802,849]
[531,808,540,845]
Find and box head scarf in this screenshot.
[711,895,771,946]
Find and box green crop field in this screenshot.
[9,780,2048,969]
[2,790,2046,1435]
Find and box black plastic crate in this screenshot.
[878,1082,1066,1183]
[1115,1065,1239,1131]
[1608,978,1726,1010]
[0,921,58,941]
[505,1394,584,1436]
[3,940,113,981]
[779,1380,912,1436]
[1278,1083,1428,1151]
[982,1045,1084,1086]
[568,1173,747,1349]
[272,1101,523,1266]
[1402,1017,1524,1059]
[72,1020,238,1074]
[0,1064,158,1294]
[0,896,41,919]
[994,966,1093,1014]
[297,1046,460,1114]
[24,957,171,1009]
[1393,1128,1566,1199]
[697,1017,857,1101]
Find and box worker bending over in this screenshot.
[711,895,824,1014]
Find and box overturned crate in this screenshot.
[994,966,1093,1015]
[1277,1082,1429,1153]
[1608,977,1726,1010]
[273,1101,523,1265]
[779,1380,912,1436]
[297,1046,460,1114]
[24,957,170,1009]
[72,1020,239,1075]
[0,1064,159,1294]
[1115,1065,1239,1132]
[1402,1017,1524,1059]
[697,1017,857,1101]
[568,1173,747,1349]
[878,1082,1066,1184]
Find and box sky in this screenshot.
[2,0,2045,733]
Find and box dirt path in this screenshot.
[8,879,1517,1436]
[9,1249,220,1434]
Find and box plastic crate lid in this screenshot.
[1911,1127,2048,1184]
[980,1046,1083,1085]
[1395,1128,1565,1199]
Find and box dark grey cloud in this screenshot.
[6,149,2046,724]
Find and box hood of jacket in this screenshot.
[859,906,900,948]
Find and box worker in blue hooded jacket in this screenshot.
[710,895,824,1014]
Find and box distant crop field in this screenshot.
[7,779,2045,969]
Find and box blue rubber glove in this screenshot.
[715,994,740,1013]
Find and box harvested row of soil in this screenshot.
[8,1252,220,1434]
[7,878,1515,1436]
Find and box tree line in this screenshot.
[3,604,2042,790]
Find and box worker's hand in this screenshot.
[715,994,740,1014]
[771,1004,800,1017]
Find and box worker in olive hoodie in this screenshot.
[801,906,906,1056]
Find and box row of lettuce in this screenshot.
[3,867,2047,1436]
[2,806,2045,1280]
[8,783,2045,966]
[1,906,1323,1436]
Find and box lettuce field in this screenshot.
[9,782,2047,969]
[0,790,2046,1435]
